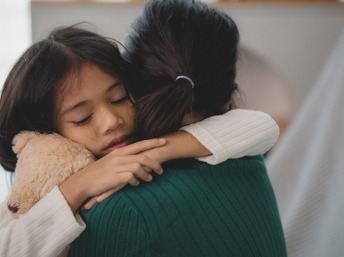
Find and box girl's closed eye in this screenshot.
[111,95,128,105]
[72,115,92,126]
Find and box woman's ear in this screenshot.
[182,112,204,126]
[222,100,232,112]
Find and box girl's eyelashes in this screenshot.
[111,95,128,105]
[72,115,92,126]
[70,95,127,127]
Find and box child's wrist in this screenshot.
[165,131,210,159]
[59,173,89,214]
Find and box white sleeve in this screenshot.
[0,186,85,257]
[180,109,279,165]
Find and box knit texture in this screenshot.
[69,156,286,257]
[182,109,279,164]
[0,186,85,257]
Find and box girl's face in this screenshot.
[55,64,135,158]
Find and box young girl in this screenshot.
[69,1,286,256]
[0,25,278,256]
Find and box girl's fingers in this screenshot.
[112,155,163,175]
[135,154,163,174]
[96,190,116,203]
[83,170,149,211]
[82,196,98,211]
[83,187,122,211]
[113,138,166,156]
[78,154,163,209]
[127,174,141,186]
[125,162,153,182]
[94,187,125,205]
[81,163,159,211]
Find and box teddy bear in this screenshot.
[7,131,95,217]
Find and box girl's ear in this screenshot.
[12,131,39,154]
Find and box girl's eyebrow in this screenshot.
[61,100,88,116]
[106,81,123,92]
[61,81,124,116]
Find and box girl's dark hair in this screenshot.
[124,0,240,140]
[0,24,127,171]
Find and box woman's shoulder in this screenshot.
[76,154,285,257]
[93,155,269,212]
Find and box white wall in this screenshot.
[0,1,31,87]
[0,0,31,202]
[31,3,344,104]
[226,5,344,103]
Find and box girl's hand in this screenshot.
[82,131,209,210]
[139,131,210,163]
[59,138,166,213]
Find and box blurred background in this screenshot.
[1,0,344,202]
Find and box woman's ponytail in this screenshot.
[134,79,193,140]
[125,0,240,140]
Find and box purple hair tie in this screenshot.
[175,75,194,88]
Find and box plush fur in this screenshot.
[7,131,95,217]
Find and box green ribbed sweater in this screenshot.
[69,156,287,257]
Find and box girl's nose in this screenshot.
[99,107,124,135]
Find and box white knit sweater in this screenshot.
[0,109,279,257]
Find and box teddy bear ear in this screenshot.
[12,131,39,154]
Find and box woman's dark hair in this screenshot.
[0,24,127,172]
[124,0,240,140]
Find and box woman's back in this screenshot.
[69,156,287,257]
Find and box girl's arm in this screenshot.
[83,109,279,209]
[59,138,165,214]
[141,109,279,164]
[0,187,84,257]
[0,138,166,257]
[182,109,280,164]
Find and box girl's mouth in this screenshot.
[104,135,131,153]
